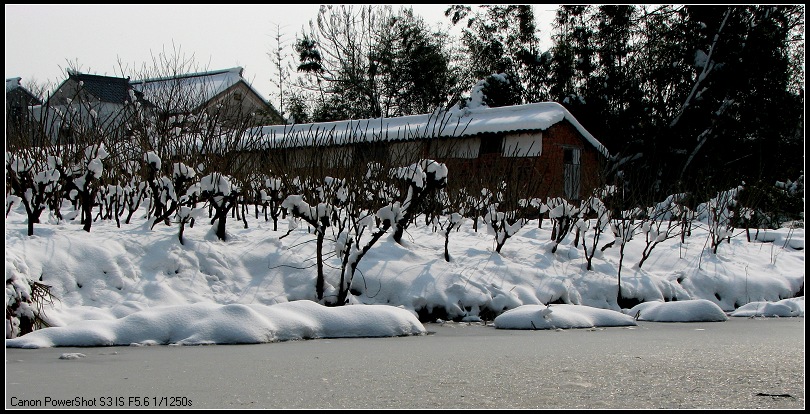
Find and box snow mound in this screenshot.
[729,297,804,317]
[624,299,728,322]
[58,352,87,360]
[493,304,637,330]
[5,300,426,348]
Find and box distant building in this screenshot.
[130,67,283,128]
[21,67,283,147]
[6,77,44,143]
[29,71,137,145]
[6,77,43,109]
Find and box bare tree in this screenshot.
[5,152,56,236]
[429,188,466,262]
[578,194,613,271]
[637,195,686,268]
[119,46,274,241]
[269,22,294,121]
[703,186,743,255]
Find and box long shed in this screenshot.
[245,102,608,200]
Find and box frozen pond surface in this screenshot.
[5,317,804,409]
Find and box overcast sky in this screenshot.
[4,4,557,105]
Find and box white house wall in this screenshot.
[431,138,480,159]
[502,132,542,157]
[28,102,130,144]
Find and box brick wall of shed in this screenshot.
[535,121,603,199]
[439,121,603,200]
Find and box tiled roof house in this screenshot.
[28,71,136,145]
[6,77,44,133]
[46,71,135,107]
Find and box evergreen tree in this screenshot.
[370,8,460,115]
[447,5,550,105]
[623,5,701,196]
[544,4,803,199]
[670,6,804,192]
[549,5,596,104]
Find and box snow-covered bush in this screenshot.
[6,275,54,339]
[281,183,335,302]
[483,201,528,254]
[263,176,287,230]
[198,172,240,241]
[5,151,61,236]
[277,159,450,305]
[430,188,467,262]
[735,177,804,235]
[46,143,110,233]
[637,194,687,268]
[547,197,580,253]
[388,159,448,244]
[699,186,742,254]
[148,160,199,231]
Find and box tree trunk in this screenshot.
[82,192,94,233]
[617,246,625,300]
[444,231,451,262]
[316,229,325,301]
[583,243,592,271]
[27,215,35,236]
[337,223,390,305]
[214,207,229,241]
[178,222,186,245]
[393,223,405,244]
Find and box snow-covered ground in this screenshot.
[5,201,804,348]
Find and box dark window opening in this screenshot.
[59,126,74,145]
[564,148,574,164]
[356,143,387,164]
[479,136,503,156]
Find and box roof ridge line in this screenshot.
[131,67,243,84]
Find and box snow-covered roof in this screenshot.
[6,77,43,106]
[251,102,608,157]
[130,67,258,112]
[6,77,22,92]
